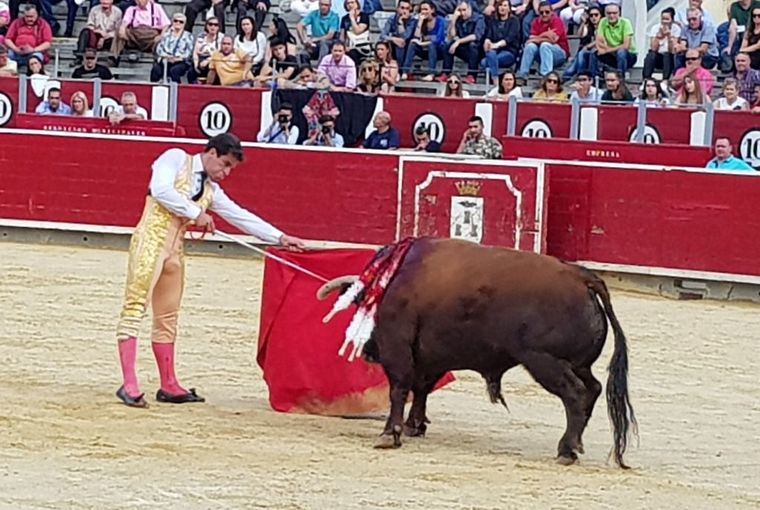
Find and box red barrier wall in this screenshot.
[516,102,571,139]
[99,82,157,118]
[2,130,760,280]
[14,113,183,137]
[382,94,478,152]
[546,162,760,277]
[177,85,263,140]
[0,76,19,128]
[595,105,638,142]
[501,136,713,167]
[0,132,397,245]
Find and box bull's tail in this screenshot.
[586,273,638,469]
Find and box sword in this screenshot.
[213,231,329,283]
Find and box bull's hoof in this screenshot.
[556,453,578,466]
[403,424,426,437]
[374,433,401,449]
[576,442,585,455]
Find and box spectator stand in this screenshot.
[14,73,178,123]
[504,94,717,146]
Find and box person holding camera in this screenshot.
[257,103,300,144]
[303,114,344,147]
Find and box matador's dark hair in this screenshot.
[205,133,244,162]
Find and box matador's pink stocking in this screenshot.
[118,336,142,397]
[152,342,187,396]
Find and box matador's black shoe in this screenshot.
[156,388,205,404]
[116,386,148,408]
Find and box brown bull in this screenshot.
[318,238,637,468]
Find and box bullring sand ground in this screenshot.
[1,241,758,509]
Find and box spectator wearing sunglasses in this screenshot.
[562,5,601,80]
[442,73,471,96]
[150,13,194,83]
[188,17,224,84]
[739,6,760,69]
[72,48,114,79]
[532,71,568,102]
[595,3,636,76]
[516,1,568,81]
[670,48,715,96]
[674,8,718,70]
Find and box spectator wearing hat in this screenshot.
[150,13,194,83]
[72,48,114,79]
[5,5,51,65]
[75,0,122,66]
[0,44,18,76]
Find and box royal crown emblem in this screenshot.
[454,180,482,196]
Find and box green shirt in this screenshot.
[730,1,760,29]
[598,17,637,54]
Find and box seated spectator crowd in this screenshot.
[1,0,759,158]
[0,0,759,99]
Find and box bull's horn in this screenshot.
[316,275,359,301]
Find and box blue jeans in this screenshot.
[481,49,516,82]
[50,0,77,35]
[8,50,45,66]
[442,41,480,77]
[562,47,597,79]
[402,41,440,75]
[517,42,566,77]
[598,48,637,75]
[361,0,382,15]
[522,9,536,40]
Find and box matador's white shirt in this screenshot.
[149,148,284,244]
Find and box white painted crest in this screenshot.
[450,195,484,244]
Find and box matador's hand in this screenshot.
[195,212,216,233]
[279,234,305,252]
